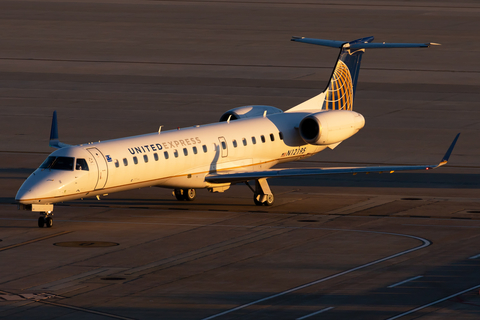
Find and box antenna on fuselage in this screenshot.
[158,125,163,134]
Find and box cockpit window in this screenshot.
[40,156,74,171]
[40,156,56,169]
[52,157,74,170]
[76,158,89,171]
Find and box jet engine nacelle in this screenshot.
[299,110,365,145]
[219,105,283,122]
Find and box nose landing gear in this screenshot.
[38,212,53,228]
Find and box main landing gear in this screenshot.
[38,212,53,228]
[174,188,196,201]
[247,178,274,206]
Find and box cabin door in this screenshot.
[218,136,228,158]
[87,147,109,190]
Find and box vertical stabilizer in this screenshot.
[324,36,373,111]
[49,111,71,148]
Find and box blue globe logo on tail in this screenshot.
[324,60,353,111]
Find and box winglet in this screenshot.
[49,111,70,149]
[438,133,460,167]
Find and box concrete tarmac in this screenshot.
[1,1,480,319]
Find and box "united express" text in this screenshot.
[128,137,202,155]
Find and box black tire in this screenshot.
[264,194,274,206]
[45,217,53,228]
[38,217,45,228]
[174,189,185,201]
[184,189,196,201]
[253,194,263,206]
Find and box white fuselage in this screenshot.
[16,111,330,205]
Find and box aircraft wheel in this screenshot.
[253,194,263,206]
[264,194,274,206]
[174,189,185,201]
[38,217,45,228]
[45,217,53,228]
[184,189,196,201]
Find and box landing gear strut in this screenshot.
[174,188,196,201]
[38,212,53,228]
[247,179,274,206]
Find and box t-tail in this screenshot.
[286,36,439,113]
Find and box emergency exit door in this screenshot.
[218,137,228,158]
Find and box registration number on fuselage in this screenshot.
[281,147,307,157]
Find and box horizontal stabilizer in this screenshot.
[206,134,459,184]
[291,36,439,49]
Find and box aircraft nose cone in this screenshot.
[15,171,58,204]
[16,180,36,204]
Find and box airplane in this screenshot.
[15,36,460,228]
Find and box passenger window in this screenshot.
[221,141,226,149]
[123,158,128,166]
[154,153,159,161]
[261,135,266,143]
[252,137,256,144]
[143,155,148,163]
[174,150,179,158]
[133,156,138,165]
[270,133,275,141]
[232,140,237,148]
[202,145,207,153]
[242,138,247,146]
[164,151,169,159]
[193,146,198,154]
[183,148,188,156]
[279,132,284,140]
[76,158,89,171]
[114,160,119,168]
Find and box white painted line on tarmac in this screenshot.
[469,253,480,259]
[201,231,430,320]
[296,307,334,320]
[404,224,480,229]
[388,275,423,288]
[386,284,480,320]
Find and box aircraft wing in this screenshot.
[205,134,460,184]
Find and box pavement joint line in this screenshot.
[125,226,292,276]
[386,284,480,320]
[1,57,476,73]
[12,203,479,220]
[388,275,424,288]
[325,197,396,215]
[0,288,132,320]
[3,215,480,229]
[200,230,430,320]
[27,268,118,291]
[38,299,136,320]
[0,231,72,252]
[296,307,334,320]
